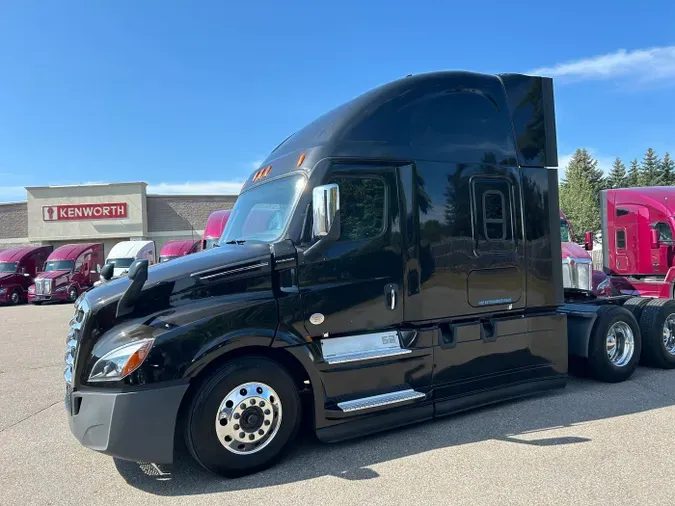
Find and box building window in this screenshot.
[616,230,626,250]
[330,176,386,241]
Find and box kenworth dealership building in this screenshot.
[0,182,237,256]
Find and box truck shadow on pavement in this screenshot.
[114,367,675,495]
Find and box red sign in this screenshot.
[42,203,128,221]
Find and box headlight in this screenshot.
[88,339,154,383]
[0,288,6,294]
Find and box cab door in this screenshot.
[298,164,404,337]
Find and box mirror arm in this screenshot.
[303,213,341,262]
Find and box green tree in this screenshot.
[626,158,640,187]
[659,152,675,186]
[561,148,605,200]
[640,148,661,186]
[606,157,627,189]
[560,149,602,234]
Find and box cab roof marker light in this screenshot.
[297,153,306,167]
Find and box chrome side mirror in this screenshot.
[312,184,340,239]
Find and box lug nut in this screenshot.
[239,432,245,438]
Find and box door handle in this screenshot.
[384,283,398,311]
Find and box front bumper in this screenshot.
[67,383,189,464]
[28,290,68,303]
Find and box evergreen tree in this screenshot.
[606,157,627,189]
[659,152,675,186]
[561,148,605,199]
[560,149,602,233]
[639,148,661,186]
[626,159,640,187]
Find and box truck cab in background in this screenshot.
[559,209,607,293]
[202,209,231,249]
[158,239,201,263]
[104,240,156,278]
[598,187,675,298]
[0,246,53,305]
[29,243,102,303]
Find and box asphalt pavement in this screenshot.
[1,303,675,506]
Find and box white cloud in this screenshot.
[531,46,675,83]
[147,180,243,195]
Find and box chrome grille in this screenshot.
[35,278,53,295]
[562,257,593,291]
[64,296,89,385]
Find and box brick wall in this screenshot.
[0,202,28,240]
[146,195,237,233]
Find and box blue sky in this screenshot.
[1,0,674,201]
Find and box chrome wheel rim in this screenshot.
[10,292,19,304]
[214,382,282,455]
[606,321,635,367]
[662,313,675,355]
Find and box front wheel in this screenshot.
[185,357,301,477]
[9,289,21,305]
[587,305,641,383]
[68,286,78,302]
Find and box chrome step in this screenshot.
[337,389,426,413]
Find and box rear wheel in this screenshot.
[638,299,675,369]
[185,357,301,477]
[587,305,641,383]
[9,289,21,305]
[622,297,650,323]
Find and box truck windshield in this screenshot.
[0,262,17,273]
[44,260,74,272]
[560,219,571,242]
[220,175,306,244]
[106,258,134,269]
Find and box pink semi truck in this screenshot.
[158,239,201,263]
[559,209,607,293]
[0,246,53,305]
[202,210,231,250]
[595,187,675,298]
[28,243,103,304]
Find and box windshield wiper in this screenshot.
[224,239,247,245]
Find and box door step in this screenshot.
[337,389,426,413]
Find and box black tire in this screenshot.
[622,297,650,323]
[638,298,675,369]
[9,289,21,305]
[68,286,78,302]
[185,357,301,477]
[587,305,641,383]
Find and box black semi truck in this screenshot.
[65,70,675,477]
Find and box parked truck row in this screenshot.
[63,70,675,480]
[0,209,232,306]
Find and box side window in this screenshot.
[616,208,629,217]
[653,222,672,242]
[75,256,84,272]
[472,178,514,252]
[330,176,386,241]
[616,230,626,250]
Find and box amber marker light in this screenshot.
[121,339,154,377]
[297,153,306,167]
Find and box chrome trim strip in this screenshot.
[321,331,403,364]
[275,258,295,264]
[325,348,412,365]
[191,262,269,280]
[338,389,425,412]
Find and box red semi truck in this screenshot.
[202,209,231,250]
[28,243,103,304]
[559,209,607,293]
[597,187,675,298]
[158,239,201,263]
[0,246,53,305]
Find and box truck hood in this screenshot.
[35,270,71,280]
[561,241,590,260]
[0,272,19,284]
[85,243,273,311]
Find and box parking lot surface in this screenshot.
[2,303,675,506]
